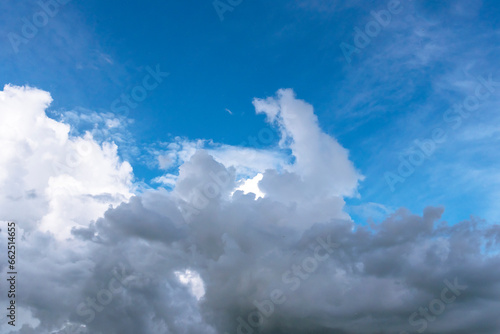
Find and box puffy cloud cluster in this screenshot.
[1,86,499,334]
[0,85,133,239]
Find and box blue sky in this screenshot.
[4,1,500,334]
[2,0,500,225]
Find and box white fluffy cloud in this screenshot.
[253,89,363,198]
[0,85,133,239]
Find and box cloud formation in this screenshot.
[1,86,499,334]
[0,85,133,239]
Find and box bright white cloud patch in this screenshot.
[0,85,133,238]
[174,269,206,300]
[235,173,265,199]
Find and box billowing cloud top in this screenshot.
[0,85,133,239]
[0,85,499,334]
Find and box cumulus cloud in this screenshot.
[252,89,363,198]
[152,89,363,225]
[65,157,500,334]
[0,85,133,238]
[1,86,500,334]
